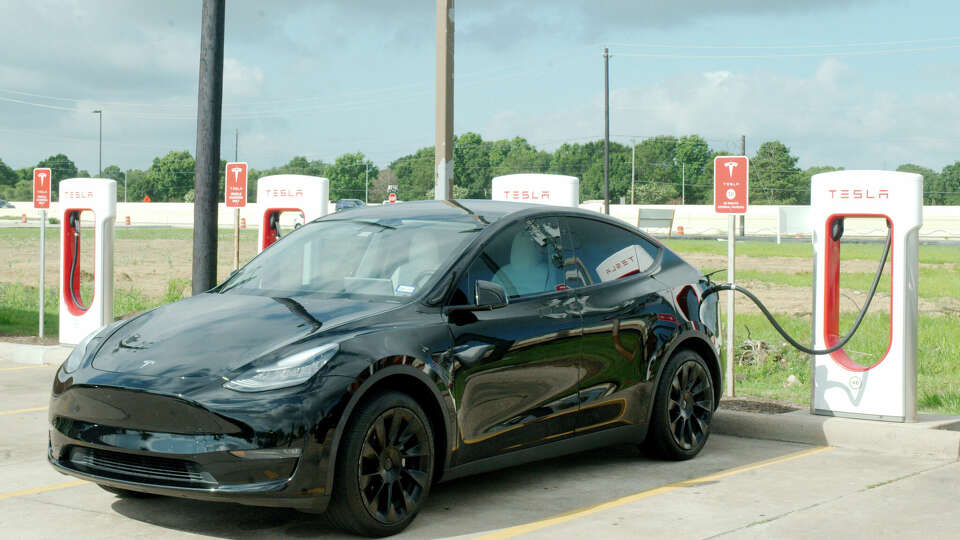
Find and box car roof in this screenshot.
[318,199,608,227]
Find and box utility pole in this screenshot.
[603,47,610,215]
[192,0,225,295]
[365,163,369,204]
[681,162,685,205]
[739,134,746,237]
[92,109,102,176]
[434,0,454,200]
[630,137,635,205]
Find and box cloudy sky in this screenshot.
[2,0,959,174]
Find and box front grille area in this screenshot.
[66,447,217,488]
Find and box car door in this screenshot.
[562,216,674,436]
[445,216,582,464]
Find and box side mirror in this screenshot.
[475,280,508,309]
[444,280,509,314]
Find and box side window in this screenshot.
[563,217,660,287]
[461,217,566,301]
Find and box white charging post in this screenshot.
[811,171,922,422]
[58,178,116,345]
[491,174,580,207]
[257,175,330,252]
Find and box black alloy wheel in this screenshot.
[358,407,431,523]
[327,391,435,537]
[645,349,715,460]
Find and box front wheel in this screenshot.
[645,349,716,460]
[326,391,435,537]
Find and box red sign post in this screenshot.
[714,156,749,214]
[713,155,749,401]
[33,167,51,209]
[225,162,248,208]
[33,167,52,338]
[225,162,248,272]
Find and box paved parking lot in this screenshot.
[2,358,959,539]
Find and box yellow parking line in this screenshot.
[0,407,47,416]
[0,365,54,372]
[473,445,835,540]
[0,480,89,501]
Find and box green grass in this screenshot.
[726,313,960,414]
[0,282,176,336]
[663,238,960,265]
[713,267,960,300]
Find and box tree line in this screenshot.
[2,134,958,205]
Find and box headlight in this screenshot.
[224,343,339,392]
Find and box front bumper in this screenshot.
[48,369,351,511]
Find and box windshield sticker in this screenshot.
[597,245,654,282]
[396,285,416,295]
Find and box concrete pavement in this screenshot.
[2,357,960,539]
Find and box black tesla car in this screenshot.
[49,200,721,537]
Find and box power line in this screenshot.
[607,36,960,50]
[614,44,960,60]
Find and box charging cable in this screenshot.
[701,223,891,356]
[68,212,88,310]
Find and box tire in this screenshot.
[645,349,716,461]
[326,391,435,537]
[97,484,159,498]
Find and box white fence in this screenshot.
[3,201,960,239]
[1,202,337,228]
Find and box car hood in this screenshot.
[92,292,397,378]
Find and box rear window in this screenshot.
[563,217,660,287]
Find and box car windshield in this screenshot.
[219,218,480,301]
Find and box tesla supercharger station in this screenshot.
[59,178,116,345]
[257,174,330,252]
[811,170,922,422]
[491,174,580,207]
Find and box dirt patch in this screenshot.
[683,253,894,275]
[1,228,258,299]
[0,335,60,346]
[720,396,803,414]
[729,280,958,316]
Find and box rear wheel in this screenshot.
[645,349,715,460]
[97,484,159,498]
[326,391,435,537]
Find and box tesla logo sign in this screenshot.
[263,188,304,199]
[501,190,551,201]
[827,188,889,200]
[714,156,748,214]
[33,168,51,209]
[225,162,248,208]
